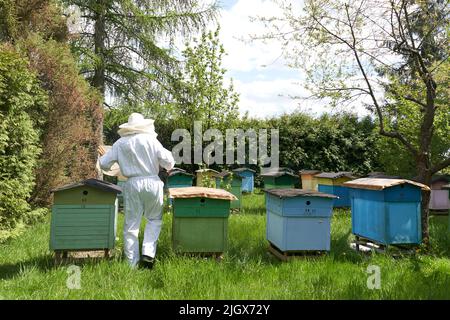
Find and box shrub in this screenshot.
[0,45,47,242]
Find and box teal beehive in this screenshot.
[50,179,122,252]
[167,168,194,189]
[215,171,243,210]
[233,168,256,193]
[344,178,429,245]
[261,167,297,189]
[265,189,337,252]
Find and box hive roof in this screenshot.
[168,187,237,201]
[343,178,430,191]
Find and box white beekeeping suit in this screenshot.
[99,113,175,267]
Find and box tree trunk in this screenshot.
[92,0,107,179]
[416,154,432,249]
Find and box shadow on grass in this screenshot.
[0,255,55,280]
[0,253,124,281]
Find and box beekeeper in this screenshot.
[98,113,175,268]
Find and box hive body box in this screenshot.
[429,176,450,211]
[233,168,255,193]
[166,169,194,205]
[443,185,450,231]
[215,172,243,209]
[50,179,121,251]
[265,189,336,251]
[299,170,321,191]
[195,169,220,187]
[316,172,356,207]
[261,167,297,189]
[345,178,428,245]
[169,187,236,254]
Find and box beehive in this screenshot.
[261,167,297,189]
[442,184,450,231]
[299,170,321,191]
[50,179,122,252]
[167,168,194,189]
[233,167,256,193]
[344,178,429,245]
[429,176,450,211]
[316,172,357,207]
[169,187,237,254]
[195,169,220,187]
[265,189,337,252]
[215,171,243,210]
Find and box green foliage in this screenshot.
[65,0,218,104]
[18,34,103,206]
[267,112,380,174]
[174,27,240,131]
[0,45,48,242]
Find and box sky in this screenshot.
[199,0,367,119]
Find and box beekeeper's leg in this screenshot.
[141,179,164,258]
[123,180,144,267]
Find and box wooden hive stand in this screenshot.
[268,242,326,262]
[351,236,418,257]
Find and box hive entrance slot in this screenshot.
[200,198,206,203]
[83,190,89,195]
[306,201,311,206]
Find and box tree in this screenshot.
[1,0,103,205]
[253,0,450,245]
[175,27,240,131]
[65,0,218,106]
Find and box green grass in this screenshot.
[0,191,449,299]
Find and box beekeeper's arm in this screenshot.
[99,144,119,171]
[156,140,175,171]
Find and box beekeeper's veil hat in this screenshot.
[118,113,157,137]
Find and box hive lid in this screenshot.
[260,167,297,177]
[315,171,356,179]
[264,188,338,199]
[232,167,256,173]
[195,168,220,175]
[431,175,450,184]
[299,169,321,175]
[343,178,430,191]
[168,168,193,177]
[52,178,122,193]
[169,187,237,201]
[99,145,127,180]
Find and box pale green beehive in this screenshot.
[50,179,122,251]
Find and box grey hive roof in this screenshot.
[299,170,321,175]
[216,171,243,179]
[168,168,193,177]
[52,178,122,193]
[232,167,256,173]
[260,167,297,177]
[264,188,338,199]
[315,171,356,179]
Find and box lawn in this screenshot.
[0,191,449,299]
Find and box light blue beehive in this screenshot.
[233,168,256,193]
[264,188,337,252]
[344,178,429,245]
[316,172,357,207]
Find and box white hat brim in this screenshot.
[119,118,154,129]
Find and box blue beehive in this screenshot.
[166,168,193,205]
[264,189,337,252]
[344,178,429,245]
[316,172,357,207]
[232,168,256,193]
